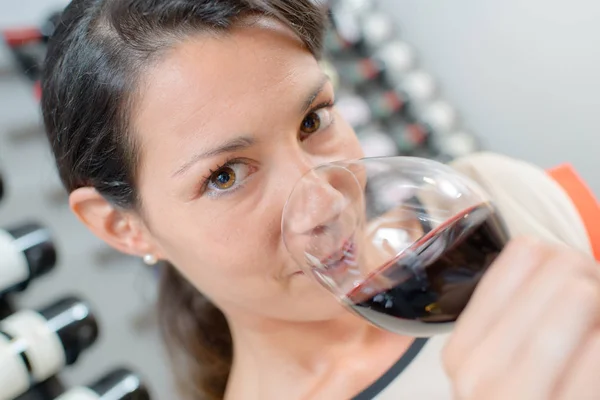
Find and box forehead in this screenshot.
[133,21,321,159]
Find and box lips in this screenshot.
[319,238,357,271]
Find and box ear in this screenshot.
[69,187,163,259]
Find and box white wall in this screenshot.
[379,0,600,195]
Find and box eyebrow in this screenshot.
[172,136,255,177]
[300,74,330,114]
[173,74,330,178]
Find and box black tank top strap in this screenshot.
[351,338,429,400]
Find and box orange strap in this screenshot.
[547,164,600,261]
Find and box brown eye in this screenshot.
[299,107,334,141]
[211,167,236,190]
[301,111,321,135]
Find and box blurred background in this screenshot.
[0,0,598,399]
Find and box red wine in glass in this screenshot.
[345,204,509,336]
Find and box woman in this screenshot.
[41,0,600,399]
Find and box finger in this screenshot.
[444,236,549,373]
[555,332,600,400]
[496,273,600,400]
[448,248,574,397]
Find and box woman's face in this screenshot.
[133,21,363,322]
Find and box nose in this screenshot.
[284,167,351,236]
[281,161,364,270]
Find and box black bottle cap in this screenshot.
[91,368,151,400]
[6,223,58,290]
[39,296,100,365]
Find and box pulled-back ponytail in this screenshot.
[158,263,232,400]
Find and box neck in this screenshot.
[228,309,399,371]
[224,309,414,400]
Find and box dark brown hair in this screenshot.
[41,1,327,398]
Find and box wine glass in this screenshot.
[282,157,509,337]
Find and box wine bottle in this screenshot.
[357,128,399,158]
[385,116,431,155]
[0,223,57,296]
[395,70,438,115]
[40,12,63,43]
[7,40,46,82]
[433,130,479,161]
[359,11,396,51]
[364,88,408,120]
[1,27,42,49]
[328,5,362,53]
[336,94,372,129]
[373,41,416,87]
[419,100,459,135]
[326,0,375,56]
[335,58,385,87]
[55,368,150,400]
[334,41,416,89]
[0,296,99,400]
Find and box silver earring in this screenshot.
[143,254,158,266]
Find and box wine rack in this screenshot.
[324,0,479,162]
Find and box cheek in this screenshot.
[163,214,268,271]
[147,192,284,297]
